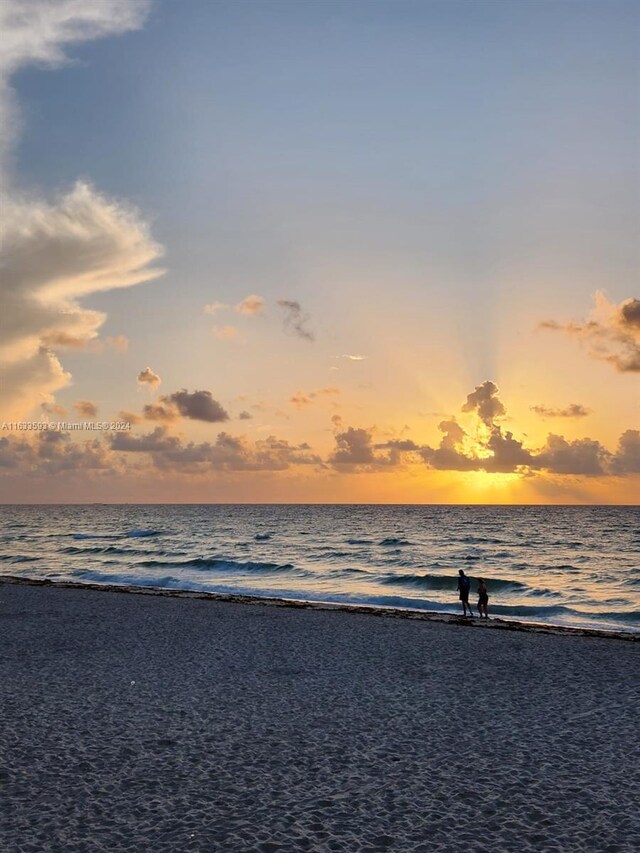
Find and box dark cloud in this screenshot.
[161,390,229,423]
[422,446,479,471]
[330,427,376,466]
[531,404,591,418]
[111,427,321,472]
[111,426,177,453]
[378,439,421,453]
[139,390,229,424]
[620,299,640,328]
[0,431,113,475]
[330,427,414,469]
[484,428,534,473]
[143,403,179,423]
[420,420,479,472]
[277,300,315,342]
[461,381,506,425]
[238,411,253,420]
[337,382,634,479]
[416,423,611,477]
[0,437,31,469]
[438,419,466,450]
[610,430,640,475]
[375,438,422,466]
[2,378,638,484]
[533,435,610,476]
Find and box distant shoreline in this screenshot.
[1,502,639,507]
[2,574,637,642]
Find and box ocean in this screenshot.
[1,504,638,633]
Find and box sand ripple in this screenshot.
[1,583,639,852]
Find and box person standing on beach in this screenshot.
[457,569,473,617]
[477,578,489,619]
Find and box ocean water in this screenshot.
[1,504,639,633]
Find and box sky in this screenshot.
[0,0,638,503]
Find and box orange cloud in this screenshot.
[290,388,340,409]
[542,292,640,373]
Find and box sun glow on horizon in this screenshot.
[0,0,637,506]
[456,471,524,504]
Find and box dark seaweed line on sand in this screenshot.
[0,575,637,642]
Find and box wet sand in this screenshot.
[1,579,639,852]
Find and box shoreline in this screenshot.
[2,573,637,642]
[2,578,639,851]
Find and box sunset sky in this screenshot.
[0,0,638,503]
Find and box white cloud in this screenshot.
[0,0,150,184]
[0,1,162,418]
[0,182,164,417]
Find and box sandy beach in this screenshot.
[1,580,639,852]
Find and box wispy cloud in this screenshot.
[74,400,98,418]
[212,325,239,340]
[290,388,340,409]
[333,354,367,361]
[0,0,151,171]
[277,300,315,342]
[531,403,590,419]
[236,294,265,315]
[204,302,226,317]
[204,294,265,318]
[541,292,640,373]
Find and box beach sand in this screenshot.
[1,580,639,852]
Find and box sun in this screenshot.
[460,471,523,503]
